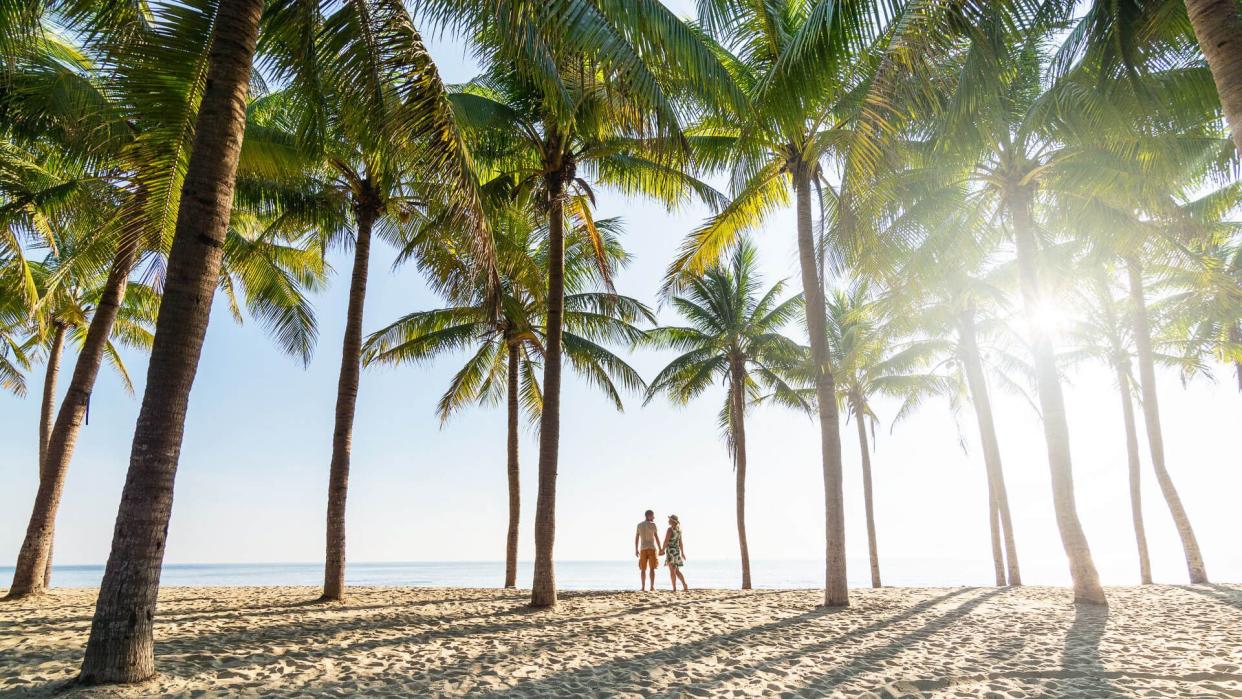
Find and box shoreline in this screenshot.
[4,585,1242,696]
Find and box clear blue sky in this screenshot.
[3,1,1241,587]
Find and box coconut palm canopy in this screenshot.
[3,0,1242,685]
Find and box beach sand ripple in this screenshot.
[3,585,1241,697]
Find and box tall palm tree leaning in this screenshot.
[3,26,326,598]
[78,0,266,682]
[883,186,1026,587]
[440,4,738,606]
[645,240,806,590]
[921,13,1108,604]
[0,41,150,599]
[364,214,651,589]
[78,0,487,681]
[22,254,158,587]
[664,0,1023,606]
[1124,252,1208,583]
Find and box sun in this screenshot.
[1027,300,1068,338]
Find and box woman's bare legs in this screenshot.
[668,565,678,591]
[673,568,688,591]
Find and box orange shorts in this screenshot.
[638,549,659,570]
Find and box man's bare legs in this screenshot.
[640,563,657,591]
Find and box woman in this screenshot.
[660,514,689,592]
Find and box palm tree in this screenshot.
[441,9,735,605]
[0,266,32,395]
[1122,252,1208,583]
[1161,226,1242,390]
[663,0,1043,606]
[1062,271,1153,584]
[364,213,651,589]
[1184,0,1242,155]
[1041,71,1228,586]
[294,2,492,603]
[888,257,1028,588]
[21,251,158,587]
[644,239,805,590]
[2,72,325,597]
[79,0,267,681]
[953,298,1025,587]
[66,11,485,672]
[1046,0,1237,156]
[821,283,949,589]
[913,17,1111,604]
[238,0,497,603]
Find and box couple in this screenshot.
[634,510,689,592]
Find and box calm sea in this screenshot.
[0,558,1003,590]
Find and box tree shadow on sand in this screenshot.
[1056,603,1117,696]
[1180,583,1242,614]
[486,588,977,696]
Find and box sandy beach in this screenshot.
[3,585,1241,697]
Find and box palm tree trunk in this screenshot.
[853,400,881,588]
[957,309,1021,586]
[1115,362,1153,584]
[1124,257,1207,583]
[531,156,568,608]
[38,323,67,587]
[729,356,752,590]
[78,0,261,682]
[1185,0,1242,156]
[1093,274,1153,585]
[792,161,848,607]
[1009,190,1104,605]
[988,489,1006,587]
[39,323,66,473]
[321,201,376,602]
[505,343,520,589]
[7,236,140,600]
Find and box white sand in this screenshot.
[3,584,1242,696]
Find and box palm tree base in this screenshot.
[2,588,46,602]
[1073,592,1108,607]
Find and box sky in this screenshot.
[3,1,1241,588]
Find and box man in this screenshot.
[635,509,660,591]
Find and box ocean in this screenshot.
[1,558,1005,590]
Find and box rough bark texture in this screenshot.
[1116,363,1153,585]
[7,236,139,599]
[39,324,67,474]
[38,323,67,587]
[1185,0,1242,156]
[505,344,521,589]
[958,310,1021,586]
[792,161,848,607]
[1125,258,1207,584]
[77,0,261,682]
[322,200,376,602]
[729,356,752,590]
[531,151,569,608]
[1010,191,1105,605]
[853,400,881,589]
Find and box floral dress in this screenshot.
[665,528,685,568]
